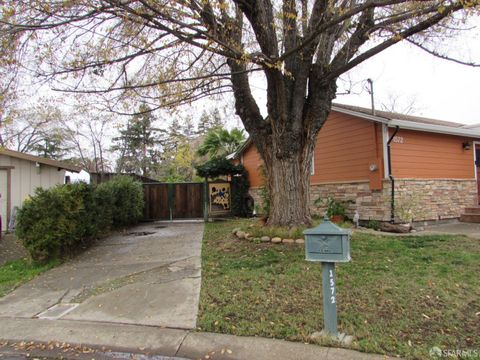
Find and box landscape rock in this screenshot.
[295,238,305,244]
[260,236,271,242]
[271,237,282,244]
[236,231,246,239]
[282,238,294,244]
[231,228,241,235]
[310,331,353,346]
[379,222,411,233]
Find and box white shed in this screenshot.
[0,149,81,232]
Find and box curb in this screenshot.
[0,317,397,360]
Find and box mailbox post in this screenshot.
[303,216,352,342]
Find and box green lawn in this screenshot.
[0,258,60,297]
[198,219,480,359]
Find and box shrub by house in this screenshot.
[16,176,144,261]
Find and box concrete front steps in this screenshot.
[459,207,480,223]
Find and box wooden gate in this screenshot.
[143,183,205,220]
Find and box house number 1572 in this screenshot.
[329,269,336,304]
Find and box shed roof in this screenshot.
[0,148,82,173]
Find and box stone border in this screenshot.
[231,228,304,244]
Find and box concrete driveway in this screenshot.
[0,221,204,329]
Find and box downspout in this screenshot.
[387,126,399,224]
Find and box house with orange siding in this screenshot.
[233,104,480,223]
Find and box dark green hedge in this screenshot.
[195,157,245,178]
[16,177,144,261]
[95,176,144,226]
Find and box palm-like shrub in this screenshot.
[197,128,245,158]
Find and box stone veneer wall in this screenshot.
[249,179,477,222]
[393,179,477,222]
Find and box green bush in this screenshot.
[365,219,380,230]
[16,176,144,262]
[314,196,349,218]
[93,182,115,231]
[101,176,144,226]
[16,183,97,261]
[231,173,250,217]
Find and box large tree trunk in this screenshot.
[227,43,336,227]
[264,146,313,226]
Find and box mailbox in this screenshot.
[303,217,351,263]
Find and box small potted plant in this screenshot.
[315,196,347,223]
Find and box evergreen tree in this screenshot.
[112,104,166,177]
[163,118,186,155]
[196,109,224,136]
[32,130,71,160]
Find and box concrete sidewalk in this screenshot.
[418,221,480,239]
[0,317,395,360]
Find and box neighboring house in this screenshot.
[233,103,480,223]
[0,148,81,231]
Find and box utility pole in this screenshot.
[367,79,375,116]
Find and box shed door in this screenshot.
[476,145,480,204]
[0,170,8,230]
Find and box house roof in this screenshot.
[231,103,480,158]
[0,148,82,173]
[332,103,480,138]
[332,103,465,128]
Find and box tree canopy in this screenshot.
[2,1,476,112]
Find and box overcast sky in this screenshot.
[337,43,480,125]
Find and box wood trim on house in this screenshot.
[0,166,13,226]
[389,128,475,179]
[6,168,11,225]
[311,179,371,185]
[250,179,371,189]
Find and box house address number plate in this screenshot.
[392,136,404,144]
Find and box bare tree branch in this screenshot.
[406,38,480,67]
[323,1,467,83]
